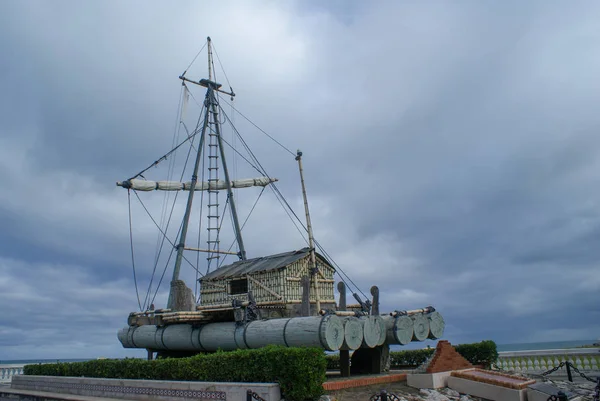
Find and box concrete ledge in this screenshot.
[407,372,452,389]
[323,373,407,391]
[448,376,527,401]
[0,386,122,400]
[11,376,281,401]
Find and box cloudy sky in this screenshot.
[1,0,600,360]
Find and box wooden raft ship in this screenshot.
[116,37,445,372]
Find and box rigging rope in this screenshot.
[128,112,206,181]
[150,238,177,308]
[127,190,143,311]
[219,104,369,299]
[211,43,233,92]
[218,95,296,157]
[142,111,201,310]
[128,41,369,306]
[149,85,186,307]
[220,106,309,244]
[218,186,265,269]
[132,190,205,278]
[182,40,208,77]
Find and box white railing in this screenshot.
[495,348,600,380]
[0,364,25,384]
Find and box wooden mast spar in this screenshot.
[295,150,320,314]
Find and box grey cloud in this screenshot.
[1,1,600,359]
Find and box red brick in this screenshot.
[425,340,473,373]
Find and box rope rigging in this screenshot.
[128,105,207,181]
[218,95,296,157]
[181,40,208,78]
[217,186,266,269]
[127,190,142,311]
[126,37,370,307]
[217,104,368,300]
[142,104,207,310]
[132,190,205,278]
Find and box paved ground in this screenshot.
[326,370,412,380]
[325,380,420,401]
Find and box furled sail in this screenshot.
[117,177,278,191]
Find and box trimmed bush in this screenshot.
[24,346,326,401]
[387,340,498,369]
[389,348,435,368]
[325,353,340,370]
[455,340,498,368]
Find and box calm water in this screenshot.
[496,339,597,352]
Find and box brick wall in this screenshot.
[426,340,473,373]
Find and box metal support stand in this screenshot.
[147,349,154,361]
[566,361,573,382]
[340,350,350,378]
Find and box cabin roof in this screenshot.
[201,247,333,280]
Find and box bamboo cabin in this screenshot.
[198,248,336,317]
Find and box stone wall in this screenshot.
[10,375,281,401]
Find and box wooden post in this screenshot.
[301,276,310,317]
[340,350,350,378]
[370,286,379,316]
[338,282,346,311]
[337,281,350,377]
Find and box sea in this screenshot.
[1,340,597,366]
[495,339,597,352]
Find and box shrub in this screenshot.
[24,346,325,401]
[389,348,435,368]
[387,340,498,369]
[454,340,498,368]
[325,353,340,370]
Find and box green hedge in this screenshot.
[389,348,435,368]
[326,353,340,370]
[325,340,498,370]
[24,346,325,401]
[455,340,498,368]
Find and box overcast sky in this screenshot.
[1,1,599,360]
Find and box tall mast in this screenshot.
[169,91,210,287]
[296,150,320,312]
[168,37,247,307]
[206,37,221,269]
[210,89,247,261]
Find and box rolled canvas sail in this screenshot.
[117,177,278,191]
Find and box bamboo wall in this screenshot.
[199,254,336,307]
[284,255,335,303]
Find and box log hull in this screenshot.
[411,313,430,341]
[383,315,414,345]
[359,316,384,348]
[118,315,345,352]
[284,315,344,350]
[375,315,386,346]
[340,317,363,350]
[427,311,445,339]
